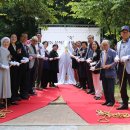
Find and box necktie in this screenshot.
[32,45,37,54]
[103,50,107,65]
[24,45,27,52]
[38,43,41,55]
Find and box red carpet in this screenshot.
[0,87,60,123]
[1,85,130,124]
[59,85,130,124]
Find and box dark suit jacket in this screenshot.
[43,50,50,70]
[79,48,88,58]
[96,48,116,79]
[17,42,29,71]
[91,49,101,74]
[85,45,93,59]
[49,50,59,73]
[71,48,79,69]
[8,43,21,62]
[78,48,87,78]
[17,42,29,58]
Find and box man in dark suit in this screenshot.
[77,41,88,90]
[94,40,116,106]
[17,33,30,99]
[86,35,95,94]
[49,44,59,87]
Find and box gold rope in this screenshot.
[0,109,13,118]
[94,68,103,71]
[97,110,130,119]
[97,63,129,123]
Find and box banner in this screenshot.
[41,27,100,55]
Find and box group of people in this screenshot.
[0,33,59,109]
[0,25,130,111]
[71,25,130,110]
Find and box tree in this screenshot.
[48,0,95,24]
[68,0,130,39]
[0,0,58,38]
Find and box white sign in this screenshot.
[41,27,100,54]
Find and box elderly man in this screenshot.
[17,33,30,100]
[115,26,130,110]
[35,33,44,90]
[28,36,38,95]
[92,40,116,106]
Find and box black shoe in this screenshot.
[52,84,58,88]
[80,87,86,89]
[21,95,30,100]
[11,96,21,102]
[95,97,101,100]
[43,87,47,89]
[102,102,108,105]
[107,102,114,106]
[49,83,52,87]
[116,105,128,110]
[78,85,82,88]
[75,83,78,86]
[76,83,80,88]
[41,85,48,89]
[16,96,22,101]
[94,96,96,99]
[29,92,37,96]
[87,90,92,94]
[0,104,5,109]
[82,88,87,91]
[11,101,19,105]
[36,87,43,91]
[90,92,95,95]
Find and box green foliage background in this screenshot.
[0,0,130,42]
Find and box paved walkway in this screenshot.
[0,96,130,130]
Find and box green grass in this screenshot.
[115,84,130,102]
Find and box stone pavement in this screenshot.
[0,96,130,130]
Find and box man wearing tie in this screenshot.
[28,36,38,95]
[86,35,95,94]
[49,44,59,87]
[17,33,30,99]
[94,40,116,106]
[115,26,130,110]
[35,33,44,90]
